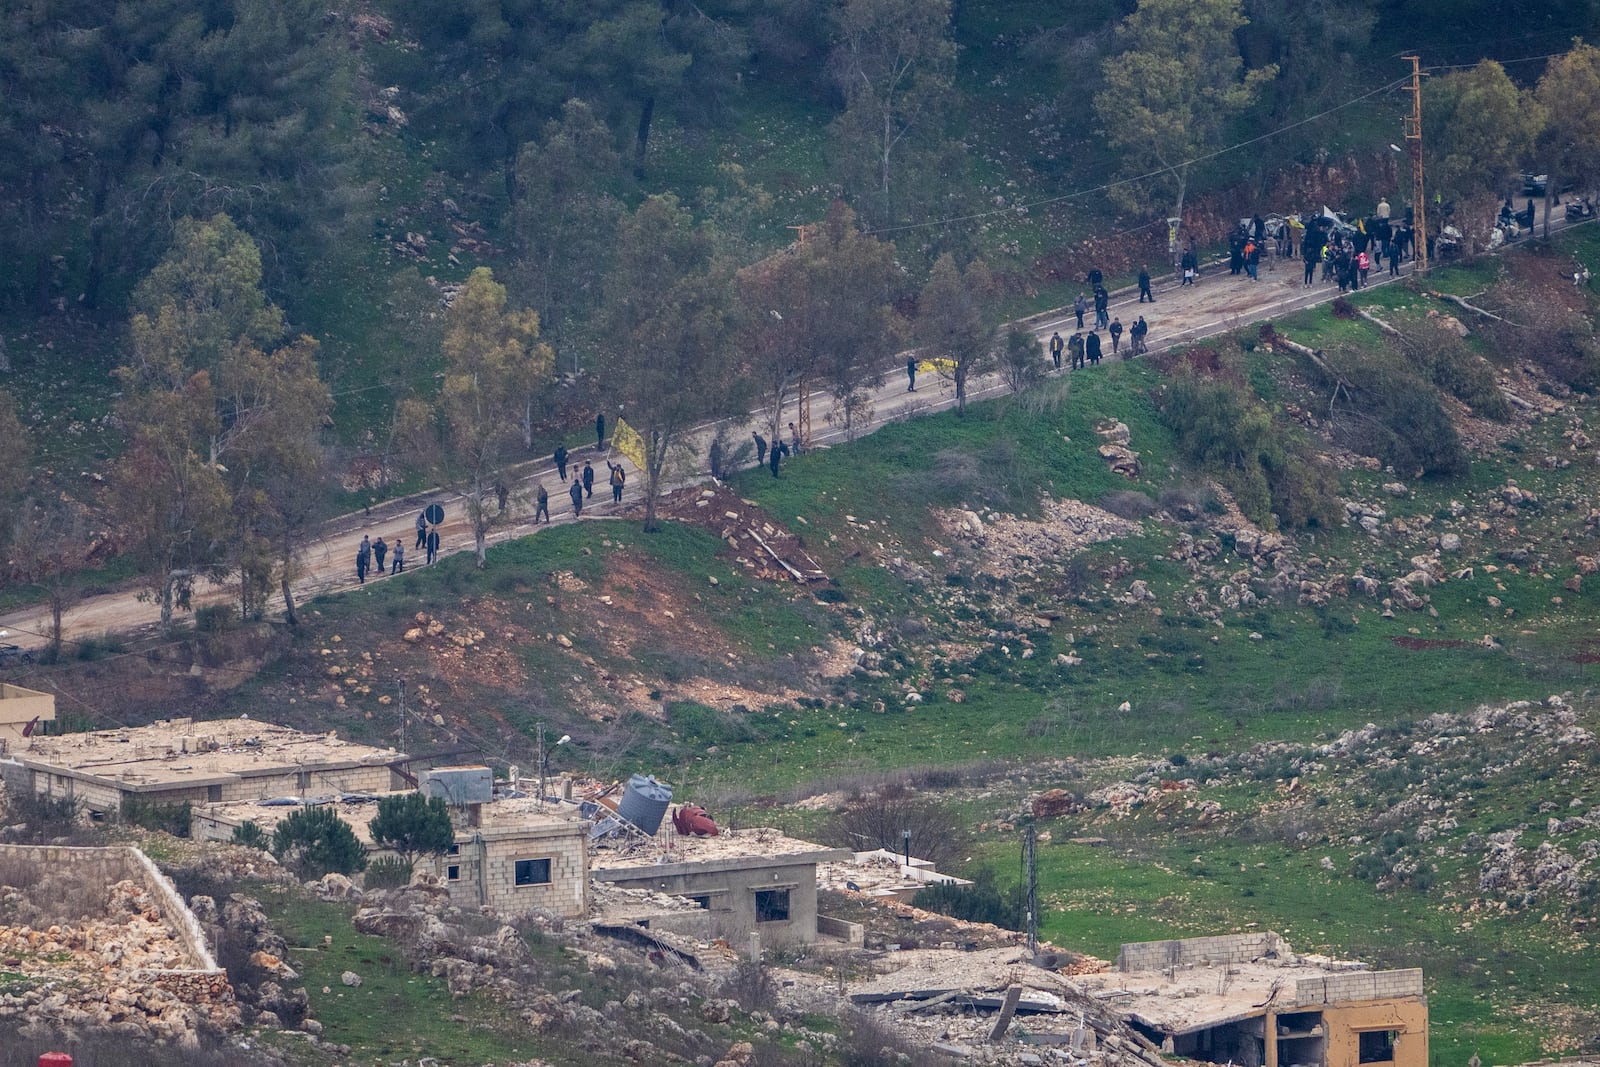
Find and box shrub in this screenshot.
[231,820,271,850]
[1408,325,1511,421]
[119,796,192,837]
[1000,327,1046,397]
[272,805,368,878]
[194,603,236,634]
[1100,489,1157,521]
[821,793,965,869]
[1315,347,1468,478]
[913,869,1023,930]
[721,960,777,1012]
[1156,362,1341,527]
[365,856,414,890]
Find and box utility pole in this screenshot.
[536,723,546,808]
[1023,822,1039,957]
[1403,53,1428,275]
[397,679,407,753]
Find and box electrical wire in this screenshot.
[863,77,1411,237]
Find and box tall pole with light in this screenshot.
[1402,53,1428,275]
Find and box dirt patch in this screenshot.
[648,484,828,585]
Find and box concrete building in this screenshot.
[590,826,849,952]
[194,788,590,920]
[0,683,55,751]
[0,717,408,820]
[1073,933,1428,1067]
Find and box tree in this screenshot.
[401,268,552,567]
[598,195,746,531]
[1425,61,1543,248]
[1093,0,1277,223]
[914,254,996,417]
[114,214,331,629]
[368,793,457,871]
[0,390,30,527]
[0,0,358,313]
[513,100,625,345]
[9,498,88,659]
[738,202,904,443]
[272,805,368,879]
[999,328,1046,398]
[828,0,958,230]
[1535,41,1600,236]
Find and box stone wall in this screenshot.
[0,843,235,1030]
[0,843,221,972]
[597,859,824,953]
[1117,932,1285,972]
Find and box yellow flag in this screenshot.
[611,417,648,471]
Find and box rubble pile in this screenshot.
[0,878,237,1046]
[940,499,1140,581]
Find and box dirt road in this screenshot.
[2,208,1585,652]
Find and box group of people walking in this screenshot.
[353,520,432,584]
[1048,313,1149,372]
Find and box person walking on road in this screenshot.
[534,483,550,524]
[1085,330,1102,366]
[415,510,428,549]
[1093,286,1109,329]
[606,460,626,504]
[581,461,594,499]
[1069,331,1085,370]
[788,421,803,456]
[1109,317,1124,356]
[1048,332,1063,371]
[752,431,767,467]
[1131,316,1149,356]
[906,357,918,391]
[390,539,404,574]
[1138,265,1154,303]
[373,537,388,575]
[425,528,440,565]
[554,444,568,482]
[1244,238,1260,281]
[1073,292,1087,329]
[1181,248,1197,286]
[569,478,583,518]
[595,412,606,451]
[1388,241,1402,277]
[356,537,371,584]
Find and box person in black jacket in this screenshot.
[1085,331,1102,366]
[1138,265,1154,302]
[554,444,568,482]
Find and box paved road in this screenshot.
[1,206,1586,653]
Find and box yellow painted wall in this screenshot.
[1324,998,1429,1067]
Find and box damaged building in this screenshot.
[1073,933,1427,1067]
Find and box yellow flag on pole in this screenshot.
[611,417,648,471]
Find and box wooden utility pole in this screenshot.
[1403,54,1428,275]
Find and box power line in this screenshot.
[863,77,1410,238]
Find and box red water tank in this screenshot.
[672,804,719,837]
[39,1054,73,1067]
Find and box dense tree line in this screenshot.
[5,0,1600,623]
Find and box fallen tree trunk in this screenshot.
[1429,290,1523,326]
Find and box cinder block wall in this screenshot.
[1117,932,1283,972]
[1296,969,1424,1005]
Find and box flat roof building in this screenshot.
[1072,933,1428,1067]
[590,825,849,954]
[0,717,408,819]
[194,786,590,920]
